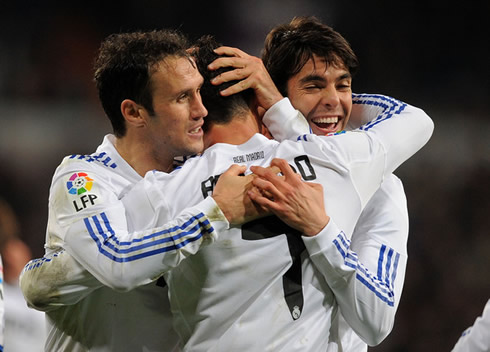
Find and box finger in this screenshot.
[265,165,281,174]
[250,165,281,177]
[208,56,247,71]
[250,165,279,180]
[270,158,301,182]
[251,176,286,202]
[307,182,324,192]
[213,46,247,58]
[218,80,251,97]
[210,67,247,84]
[223,164,247,176]
[248,189,282,213]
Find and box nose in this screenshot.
[191,93,208,119]
[320,85,340,108]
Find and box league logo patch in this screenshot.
[67,172,94,195]
[326,130,346,137]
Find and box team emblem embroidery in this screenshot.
[292,305,301,320]
[67,172,94,195]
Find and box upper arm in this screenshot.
[262,98,311,141]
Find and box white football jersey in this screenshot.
[452,299,490,352]
[0,255,4,352]
[20,135,228,352]
[20,95,431,351]
[117,98,432,351]
[265,95,410,350]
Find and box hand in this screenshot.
[212,164,270,225]
[207,46,283,111]
[249,158,330,237]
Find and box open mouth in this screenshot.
[189,127,201,134]
[312,116,341,134]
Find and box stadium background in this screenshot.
[1,1,488,350]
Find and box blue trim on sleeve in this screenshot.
[353,94,407,132]
[83,212,214,262]
[333,232,399,307]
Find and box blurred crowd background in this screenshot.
[1,1,489,351]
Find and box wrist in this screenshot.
[303,216,330,237]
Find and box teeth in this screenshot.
[313,117,338,124]
[190,127,201,134]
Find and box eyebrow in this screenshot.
[299,72,352,84]
[175,77,204,98]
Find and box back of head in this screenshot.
[262,16,359,96]
[193,36,253,131]
[94,29,190,137]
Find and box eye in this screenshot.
[304,84,322,91]
[337,80,352,91]
[177,92,189,102]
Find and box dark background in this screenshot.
[1,1,489,351]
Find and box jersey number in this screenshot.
[242,216,305,320]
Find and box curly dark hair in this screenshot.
[262,16,359,96]
[94,29,190,137]
[193,35,253,131]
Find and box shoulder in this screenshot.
[49,151,129,216]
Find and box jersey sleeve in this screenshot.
[20,249,103,311]
[304,176,409,345]
[262,97,311,141]
[452,299,490,352]
[298,96,431,345]
[299,94,433,203]
[59,168,228,291]
[348,93,393,128]
[353,94,434,174]
[20,165,229,311]
[0,255,4,350]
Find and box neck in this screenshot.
[204,111,262,149]
[114,133,174,176]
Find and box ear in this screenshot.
[261,124,273,140]
[121,99,148,128]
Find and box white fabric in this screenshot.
[452,299,490,352]
[19,94,432,351]
[0,255,4,351]
[265,94,410,349]
[20,135,227,352]
[118,97,432,351]
[3,282,45,352]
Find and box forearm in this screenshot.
[63,196,227,291]
[0,255,4,349]
[452,299,490,352]
[24,196,227,309]
[20,249,102,311]
[303,220,403,346]
[262,98,311,141]
[357,94,434,173]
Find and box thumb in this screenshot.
[223,164,247,176]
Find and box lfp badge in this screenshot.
[67,172,94,195]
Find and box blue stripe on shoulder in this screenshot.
[353,94,407,132]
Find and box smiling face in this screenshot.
[286,54,353,135]
[145,55,208,161]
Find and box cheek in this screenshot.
[340,95,353,122]
[289,92,313,115]
[296,96,318,119]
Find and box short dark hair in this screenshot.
[94,29,190,137]
[193,35,253,131]
[262,16,359,96]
